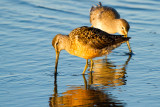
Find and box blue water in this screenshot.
[0,0,160,107]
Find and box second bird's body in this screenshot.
[90,2,132,53]
[90,2,130,36]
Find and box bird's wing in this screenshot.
[99,6,120,19]
[90,2,120,22]
[69,26,130,49]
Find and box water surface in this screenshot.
[0,0,160,107]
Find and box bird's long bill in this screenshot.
[125,34,132,53]
[127,41,132,53]
[55,51,60,74]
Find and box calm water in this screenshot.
[0,0,160,107]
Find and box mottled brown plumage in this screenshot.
[52,26,130,74]
[69,27,129,50]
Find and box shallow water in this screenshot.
[0,0,160,107]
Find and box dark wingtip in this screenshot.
[122,36,131,41]
[124,37,131,41]
[128,37,131,40]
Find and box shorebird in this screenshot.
[90,2,132,53]
[52,26,130,74]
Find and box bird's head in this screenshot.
[52,34,68,72]
[116,19,130,37]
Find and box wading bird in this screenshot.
[52,26,130,74]
[90,2,132,53]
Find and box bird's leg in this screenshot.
[82,59,88,74]
[89,59,94,72]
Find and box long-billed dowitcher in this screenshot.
[52,26,130,74]
[90,2,132,53]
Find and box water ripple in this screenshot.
[0,0,160,107]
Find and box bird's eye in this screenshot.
[122,27,124,30]
[56,42,59,46]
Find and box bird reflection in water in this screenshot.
[49,55,131,107]
[88,55,131,87]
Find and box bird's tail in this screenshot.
[105,36,131,54]
[110,35,131,44]
[118,36,130,44]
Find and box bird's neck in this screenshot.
[113,19,120,31]
[60,35,71,52]
[103,19,118,34]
